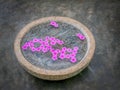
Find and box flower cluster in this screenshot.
[22,21,86,63]
[22,36,79,63]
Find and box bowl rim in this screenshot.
[14,16,95,80]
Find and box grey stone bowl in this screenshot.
[14,16,95,80]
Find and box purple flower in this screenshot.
[76,33,86,40]
[52,56,58,61]
[65,54,71,59]
[67,48,72,52]
[22,45,28,50]
[50,21,58,28]
[59,54,65,60]
[70,58,77,63]
[31,47,36,52]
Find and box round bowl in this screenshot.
[14,16,95,80]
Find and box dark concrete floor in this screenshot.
[0,0,120,90]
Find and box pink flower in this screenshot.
[38,39,43,43]
[56,39,64,45]
[45,36,50,40]
[76,33,86,40]
[33,38,39,42]
[42,48,48,53]
[52,56,58,61]
[56,49,61,53]
[31,47,36,52]
[60,51,65,54]
[29,41,34,47]
[65,54,71,59]
[50,47,55,52]
[44,42,49,46]
[40,45,44,49]
[50,37,56,41]
[71,53,76,57]
[59,54,65,60]
[51,49,59,57]
[36,47,41,52]
[50,21,58,28]
[50,41,56,45]
[74,46,79,50]
[62,47,67,51]
[67,48,72,52]
[47,45,52,50]
[22,45,28,50]
[70,58,77,63]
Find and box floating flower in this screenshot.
[52,56,58,61]
[65,54,71,59]
[76,33,86,40]
[31,47,36,52]
[33,38,39,42]
[74,46,79,50]
[22,45,28,50]
[70,58,77,63]
[62,47,67,51]
[50,41,56,45]
[22,36,79,63]
[59,54,65,60]
[56,39,64,45]
[67,48,72,52]
[50,21,58,28]
[45,36,50,40]
[42,48,48,53]
[36,47,41,52]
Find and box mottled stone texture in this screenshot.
[0,0,120,90]
[21,22,87,70]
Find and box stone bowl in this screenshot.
[14,16,95,80]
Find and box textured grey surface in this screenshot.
[0,0,120,90]
[21,22,87,70]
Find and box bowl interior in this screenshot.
[21,21,88,70]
